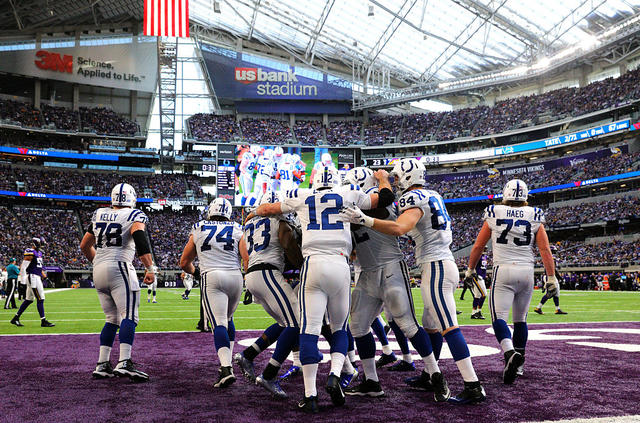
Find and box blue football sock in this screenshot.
[16,299,32,317]
[213,325,230,351]
[478,296,486,309]
[119,318,137,346]
[472,298,479,309]
[36,299,45,319]
[389,320,410,355]
[492,318,512,343]
[227,319,236,342]
[255,323,283,350]
[329,329,348,355]
[347,325,355,353]
[354,332,376,360]
[428,331,443,360]
[513,322,528,350]
[371,317,389,346]
[540,294,549,305]
[272,327,298,364]
[443,328,470,361]
[100,322,119,347]
[409,328,433,358]
[553,296,560,307]
[299,333,321,365]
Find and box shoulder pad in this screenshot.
[398,189,429,210]
[285,189,299,199]
[484,205,496,218]
[24,248,34,255]
[533,207,545,222]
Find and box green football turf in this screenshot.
[0,288,637,335]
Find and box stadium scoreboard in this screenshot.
[216,144,236,201]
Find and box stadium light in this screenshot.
[368,5,374,16]
[213,1,221,13]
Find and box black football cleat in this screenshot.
[456,310,462,315]
[113,359,149,382]
[10,316,23,327]
[534,307,543,315]
[214,366,236,388]
[404,370,433,391]
[41,319,55,327]
[297,395,319,414]
[470,311,486,320]
[448,381,486,404]
[92,361,115,379]
[256,374,287,399]
[430,372,451,402]
[503,350,525,384]
[345,378,385,397]
[515,349,526,376]
[326,374,345,406]
[555,309,568,315]
[233,352,256,381]
[375,352,397,368]
[388,360,415,372]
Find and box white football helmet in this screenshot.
[264,149,274,160]
[292,154,301,163]
[313,165,340,189]
[389,158,426,194]
[274,146,284,158]
[321,152,333,166]
[343,167,376,193]
[111,183,137,207]
[207,198,232,220]
[503,179,528,202]
[250,145,261,155]
[259,190,280,206]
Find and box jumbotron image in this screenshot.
[0,1,639,423]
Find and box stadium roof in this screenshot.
[190,0,640,84]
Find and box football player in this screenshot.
[235,191,303,399]
[239,146,259,206]
[254,166,391,413]
[10,237,55,328]
[309,153,335,188]
[249,148,275,206]
[181,271,194,300]
[147,279,157,303]
[180,198,247,388]
[462,248,488,320]
[292,154,306,188]
[277,154,298,193]
[534,269,567,315]
[341,167,444,401]
[466,179,556,384]
[340,158,486,404]
[80,183,155,381]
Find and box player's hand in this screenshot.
[193,267,201,282]
[464,268,476,279]
[374,169,389,181]
[339,206,374,227]
[545,275,559,296]
[143,271,156,285]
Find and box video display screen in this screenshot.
[233,145,355,206]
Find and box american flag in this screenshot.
[144,0,190,38]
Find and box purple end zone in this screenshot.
[1,322,639,423]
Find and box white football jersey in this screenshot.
[313,161,336,173]
[184,273,194,284]
[281,185,372,257]
[278,160,296,183]
[484,204,545,266]
[91,207,148,266]
[398,188,454,264]
[353,195,403,271]
[256,156,274,178]
[240,152,257,175]
[191,220,243,272]
[244,216,286,272]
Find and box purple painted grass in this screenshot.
[1,322,639,423]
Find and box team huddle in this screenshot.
[10,157,559,413]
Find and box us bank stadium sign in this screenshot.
[0,43,158,92]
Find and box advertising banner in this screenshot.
[0,190,153,202]
[201,45,352,101]
[0,146,119,162]
[0,41,158,92]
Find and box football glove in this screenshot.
[545,275,559,297]
[464,268,476,280]
[339,206,374,227]
[243,290,253,305]
[193,267,201,282]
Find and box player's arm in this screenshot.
[341,206,422,236]
[80,231,96,262]
[255,202,283,217]
[239,236,249,273]
[19,255,32,285]
[364,170,394,209]
[130,221,156,285]
[536,225,555,277]
[467,222,491,272]
[278,220,303,268]
[179,235,198,275]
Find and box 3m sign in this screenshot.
[34,50,72,73]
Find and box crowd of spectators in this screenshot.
[0,166,204,199]
[188,114,239,141]
[0,99,139,136]
[547,196,640,226]
[186,68,640,146]
[431,150,640,198]
[293,120,324,145]
[240,118,292,144]
[549,239,640,267]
